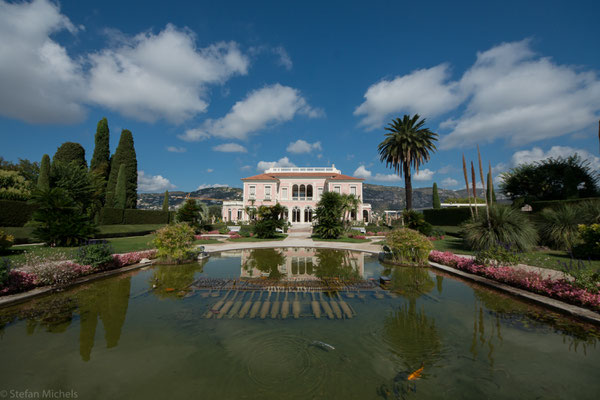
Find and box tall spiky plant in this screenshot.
[471,161,478,217]
[462,155,473,218]
[477,145,490,224]
[378,114,438,210]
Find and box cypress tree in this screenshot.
[106,130,138,208]
[37,154,50,190]
[90,118,111,201]
[162,190,169,212]
[114,164,127,209]
[487,172,496,203]
[432,182,441,209]
[53,142,87,168]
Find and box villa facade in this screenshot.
[222,165,371,225]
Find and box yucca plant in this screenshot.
[537,205,583,251]
[462,205,538,252]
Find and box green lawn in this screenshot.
[194,239,221,244]
[227,235,287,242]
[311,236,371,243]
[1,224,166,244]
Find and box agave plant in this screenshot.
[537,205,583,251]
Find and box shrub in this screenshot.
[254,204,286,239]
[0,257,10,286]
[152,223,196,263]
[0,170,31,200]
[0,199,37,227]
[76,242,114,268]
[29,188,97,247]
[423,207,472,226]
[0,230,14,252]
[537,205,583,251]
[123,209,169,225]
[402,210,433,236]
[462,205,538,252]
[474,243,521,266]
[313,192,343,239]
[112,250,157,267]
[530,198,600,213]
[98,207,124,225]
[572,224,600,259]
[384,228,433,266]
[176,199,203,231]
[29,261,92,286]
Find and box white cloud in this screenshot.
[511,146,600,170]
[442,40,600,148]
[166,146,186,153]
[138,170,176,192]
[240,165,252,171]
[87,25,249,123]
[273,46,292,70]
[179,84,322,141]
[355,39,600,148]
[414,168,435,181]
[196,183,229,190]
[353,165,372,179]
[0,0,86,123]
[0,0,250,125]
[257,157,296,172]
[354,64,461,129]
[286,139,322,154]
[437,165,456,174]
[373,173,402,182]
[441,177,460,188]
[206,168,213,173]
[212,142,247,153]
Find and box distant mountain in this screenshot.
[137,186,242,210]
[137,183,504,212]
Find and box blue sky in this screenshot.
[1,0,599,192]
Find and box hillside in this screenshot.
[138,183,501,212]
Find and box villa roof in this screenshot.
[241,172,363,181]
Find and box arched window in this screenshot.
[363,210,369,223]
[304,207,312,223]
[307,185,313,199]
[292,207,301,222]
[237,209,243,220]
[228,209,232,221]
[281,207,289,221]
[351,210,356,220]
[292,184,299,200]
[299,184,306,200]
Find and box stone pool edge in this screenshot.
[428,260,600,326]
[0,259,155,309]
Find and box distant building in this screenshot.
[222,165,371,225]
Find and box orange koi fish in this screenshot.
[407,365,424,381]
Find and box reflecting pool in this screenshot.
[1,248,599,399]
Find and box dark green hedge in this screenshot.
[423,207,473,226]
[530,197,600,213]
[0,200,37,227]
[124,209,169,224]
[98,207,170,225]
[98,208,124,225]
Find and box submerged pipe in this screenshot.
[293,292,301,319]
[228,292,244,318]
[260,292,272,319]
[204,290,231,318]
[238,291,255,318]
[281,291,290,319]
[319,292,334,319]
[329,294,343,319]
[373,290,385,300]
[311,292,321,319]
[217,291,238,319]
[336,293,353,319]
[270,292,280,319]
[249,292,264,319]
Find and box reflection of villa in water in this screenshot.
[240,248,365,280]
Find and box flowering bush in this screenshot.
[0,230,14,252]
[429,250,600,311]
[195,235,211,240]
[573,224,600,259]
[366,232,375,236]
[384,228,433,266]
[112,250,157,268]
[29,261,93,286]
[228,231,238,235]
[376,231,389,236]
[205,230,220,234]
[0,270,36,295]
[229,233,242,239]
[348,234,367,240]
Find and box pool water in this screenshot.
[1,248,599,399]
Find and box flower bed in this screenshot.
[0,250,157,297]
[429,250,600,312]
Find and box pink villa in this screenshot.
[222,165,371,225]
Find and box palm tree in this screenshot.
[377,114,438,210]
[340,193,360,230]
